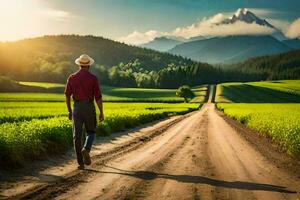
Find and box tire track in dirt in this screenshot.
[54,106,208,200]
[90,102,300,200]
[117,109,215,200]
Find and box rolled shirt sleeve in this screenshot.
[64,76,73,97]
[94,77,102,102]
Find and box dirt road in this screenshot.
[3,87,300,200]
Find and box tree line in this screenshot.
[90,59,267,88]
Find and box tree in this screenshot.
[176,85,195,102]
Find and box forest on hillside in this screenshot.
[0,35,194,83]
[0,35,299,89]
[81,49,300,88]
[229,50,300,80]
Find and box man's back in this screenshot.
[65,69,102,102]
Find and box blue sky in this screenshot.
[0,0,299,42]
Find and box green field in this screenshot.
[217,104,300,155]
[216,80,300,156]
[190,86,207,103]
[3,82,208,103]
[215,80,300,103]
[0,82,204,167]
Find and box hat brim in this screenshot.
[75,58,94,66]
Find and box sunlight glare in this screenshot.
[0,0,43,41]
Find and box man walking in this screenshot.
[65,54,104,170]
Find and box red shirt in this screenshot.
[65,69,102,102]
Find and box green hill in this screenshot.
[0,35,195,83]
[229,50,300,80]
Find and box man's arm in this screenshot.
[65,77,73,120]
[94,77,104,122]
[66,96,72,120]
[96,100,104,122]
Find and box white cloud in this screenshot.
[285,18,300,39]
[118,30,160,45]
[170,13,275,39]
[204,13,228,24]
[41,9,75,21]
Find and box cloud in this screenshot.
[41,9,75,21]
[285,18,300,39]
[170,13,275,39]
[118,30,160,45]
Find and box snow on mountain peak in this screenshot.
[229,8,274,29]
[235,8,248,17]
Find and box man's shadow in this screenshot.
[86,165,296,194]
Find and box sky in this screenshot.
[0,0,299,43]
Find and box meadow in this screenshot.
[215,80,300,103]
[216,80,300,156]
[248,80,300,95]
[0,82,203,167]
[217,104,300,155]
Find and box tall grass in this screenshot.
[217,103,300,155]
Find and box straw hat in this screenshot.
[75,54,94,66]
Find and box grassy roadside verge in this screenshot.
[215,80,300,156]
[217,103,300,156]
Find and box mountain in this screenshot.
[191,8,286,41]
[222,8,274,28]
[222,8,287,40]
[168,35,292,64]
[0,35,196,83]
[282,39,300,49]
[140,37,182,51]
[140,8,288,54]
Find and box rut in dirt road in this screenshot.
[14,86,300,200]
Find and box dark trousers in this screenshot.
[72,101,96,165]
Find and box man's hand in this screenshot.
[99,112,104,122]
[68,112,72,120]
